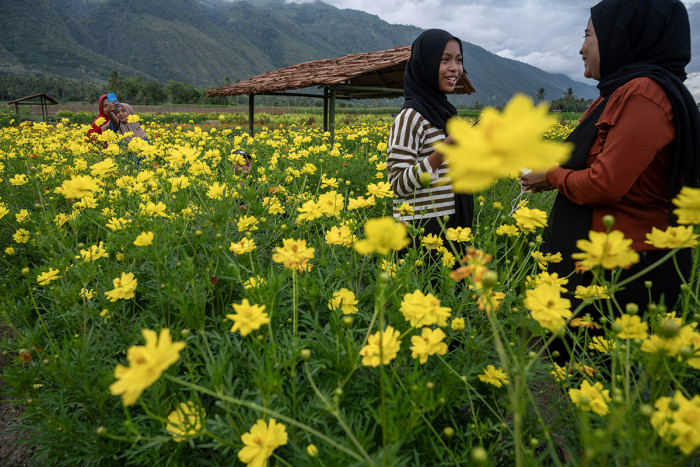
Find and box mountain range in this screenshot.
[0,0,604,105]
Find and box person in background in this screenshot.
[387,29,474,245]
[232,149,252,177]
[111,103,149,145]
[520,0,700,311]
[86,94,120,142]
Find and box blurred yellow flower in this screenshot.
[569,380,611,416]
[614,314,648,340]
[37,268,60,285]
[478,365,509,388]
[446,226,472,242]
[672,186,700,225]
[229,237,256,255]
[650,391,700,455]
[442,94,572,193]
[166,401,205,442]
[451,317,466,331]
[59,175,100,199]
[574,285,610,300]
[127,114,140,123]
[645,225,698,249]
[272,238,314,272]
[400,289,451,327]
[360,326,401,367]
[104,272,138,302]
[496,224,519,237]
[325,225,355,247]
[79,287,94,300]
[572,230,639,270]
[353,217,409,255]
[238,418,288,467]
[410,327,448,364]
[328,288,358,315]
[243,276,266,290]
[133,231,154,247]
[227,299,270,336]
[109,329,184,406]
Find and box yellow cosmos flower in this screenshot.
[421,233,444,250]
[272,238,315,272]
[0,204,9,220]
[353,217,410,255]
[206,182,226,200]
[441,94,572,193]
[410,327,448,364]
[243,276,266,290]
[346,195,375,210]
[317,191,344,217]
[572,230,639,270]
[13,228,30,244]
[360,326,402,367]
[104,272,138,302]
[5,247,14,255]
[9,174,28,186]
[80,242,109,262]
[15,209,30,222]
[328,288,358,314]
[140,201,168,217]
[109,328,185,406]
[524,284,572,332]
[235,215,259,232]
[238,418,288,467]
[227,299,270,336]
[512,206,548,232]
[400,289,452,327]
[59,175,100,199]
[127,114,140,123]
[90,158,117,177]
[672,186,700,225]
[398,203,414,217]
[526,271,568,293]
[650,391,700,455]
[569,380,611,416]
[37,268,60,286]
[166,401,205,442]
[229,237,256,255]
[106,217,131,231]
[574,285,610,300]
[79,287,94,300]
[133,231,154,247]
[614,314,648,340]
[366,181,393,198]
[496,224,519,237]
[478,365,509,388]
[589,336,616,354]
[446,226,472,242]
[451,317,466,331]
[645,226,698,249]
[325,225,355,247]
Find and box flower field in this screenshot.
[1,98,699,466]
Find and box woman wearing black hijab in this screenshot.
[521,0,700,311]
[387,29,474,239]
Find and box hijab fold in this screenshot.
[86,94,108,141]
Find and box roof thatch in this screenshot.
[207,46,475,99]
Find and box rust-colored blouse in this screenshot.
[546,77,675,251]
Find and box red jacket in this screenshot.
[86,94,109,142]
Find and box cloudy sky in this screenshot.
[287,0,700,99]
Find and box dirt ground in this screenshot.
[0,325,33,466]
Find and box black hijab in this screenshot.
[402,29,462,130]
[545,0,700,280]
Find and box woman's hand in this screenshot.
[520,171,554,193]
[101,101,121,131]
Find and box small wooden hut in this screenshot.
[7,93,59,122]
[206,46,475,142]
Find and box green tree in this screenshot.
[144,80,166,105]
[536,88,546,102]
[107,70,122,93]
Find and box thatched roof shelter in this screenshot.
[7,93,59,122]
[207,46,475,140]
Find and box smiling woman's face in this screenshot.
[115,106,129,123]
[580,17,601,80]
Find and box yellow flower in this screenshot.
[133,231,154,247]
[531,251,563,270]
[317,191,344,217]
[325,225,355,247]
[400,289,451,327]
[90,158,117,177]
[127,114,140,123]
[9,174,28,186]
[306,444,318,457]
[37,268,60,285]
[572,230,639,270]
[106,217,131,231]
[5,247,14,255]
[645,225,698,249]
[650,391,700,455]
[589,336,616,354]
[478,365,509,388]
[237,215,259,232]
[672,186,700,225]
[238,418,288,467]
[366,181,393,199]
[360,326,401,367]
[104,272,138,302]
[441,249,456,268]
[347,195,376,210]
[59,175,100,199]
[569,380,611,416]
[109,329,185,406]
[441,94,572,193]
[524,284,572,332]
[353,217,410,255]
[410,327,448,364]
[206,182,227,200]
[574,285,610,300]
[0,204,9,220]
[80,242,109,262]
[140,201,168,217]
[166,401,205,442]
[328,288,358,314]
[526,271,568,293]
[227,299,270,336]
[243,276,266,290]
[421,233,443,250]
[15,209,30,222]
[398,203,414,217]
[79,288,94,300]
[272,238,315,272]
[614,314,648,340]
[446,226,472,242]
[496,224,519,237]
[512,206,548,232]
[451,317,466,331]
[229,237,256,255]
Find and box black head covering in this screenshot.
[592,0,700,196]
[402,29,463,131]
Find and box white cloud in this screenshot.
[686,72,700,103]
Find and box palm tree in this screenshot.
[536,88,546,102]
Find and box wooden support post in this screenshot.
[248,94,255,136]
[329,88,336,145]
[323,88,329,132]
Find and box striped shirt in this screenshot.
[386,108,455,221]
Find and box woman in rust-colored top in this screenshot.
[521,0,700,310]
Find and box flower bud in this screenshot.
[443,427,455,438]
[471,447,488,465]
[482,270,499,289]
[419,171,432,188]
[657,320,680,339]
[301,349,311,361]
[195,230,202,237]
[602,215,615,228]
[307,444,318,457]
[181,329,190,337]
[19,349,32,363]
[640,404,653,417]
[625,303,639,315]
[343,316,354,327]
